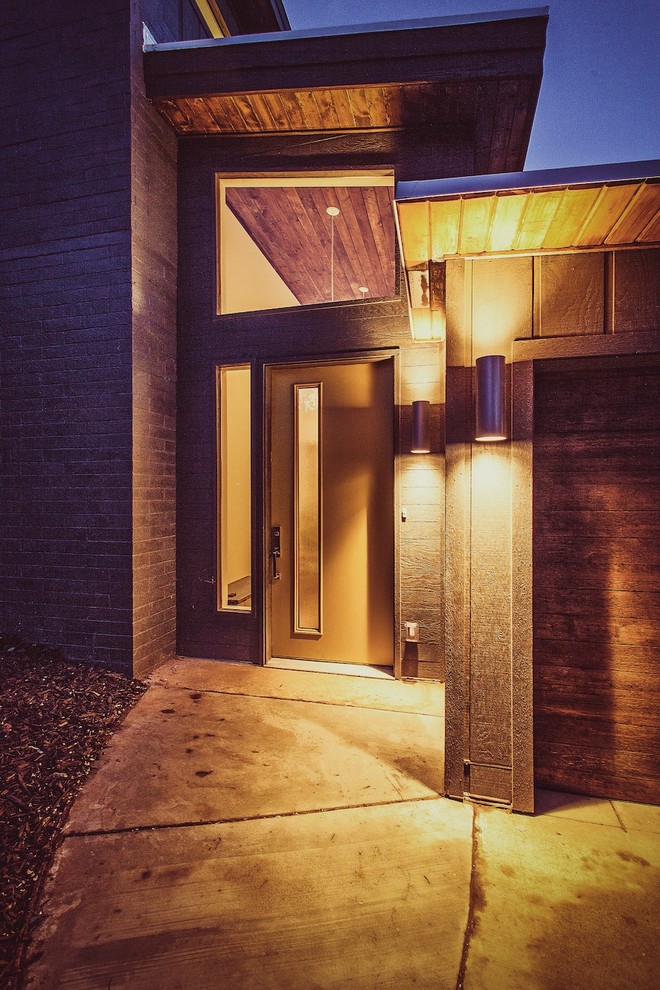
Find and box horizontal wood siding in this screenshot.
[400,345,444,679]
[533,358,660,803]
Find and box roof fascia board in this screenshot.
[396,160,660,203]
[144,11,548,99]
[147,7,548,51]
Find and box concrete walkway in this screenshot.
[25,660,660,989]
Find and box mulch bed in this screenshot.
[0,635,147,990]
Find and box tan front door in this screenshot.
[269,359,394,666]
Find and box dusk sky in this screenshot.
[283,0,660,172]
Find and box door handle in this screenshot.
[271,526,281,581]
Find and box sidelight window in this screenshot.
[217,365,252,611]
[294,383,322,634]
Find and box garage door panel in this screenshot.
[537,763,659,805]
[534,510,660,541]
[534,665,659,723]
[534,480,660,514]
[534,586,659,621]
[534,713,659,751]
[532,433,658,460]
[534,368,660,435]
[534,639,657,674]
[533,359,660,804]
[534,613,659,647]
[535,737,659,780]
[535,557,659,594]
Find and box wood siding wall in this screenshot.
[533,358,660,804]
[176,131,472,676]
[0,0,134,672]
[471,249,660,342]
[400,345,444,679]
[444,247,659,809]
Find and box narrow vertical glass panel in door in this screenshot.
[217,366,251,611]
[294,384,321,634]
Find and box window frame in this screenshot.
[215,171,398,318]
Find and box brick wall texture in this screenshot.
[0,1,179,673]
[130,1,178,676]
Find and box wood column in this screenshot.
[444,260,534,811]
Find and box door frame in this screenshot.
[262,348,401,674]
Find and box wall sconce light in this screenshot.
[475,355,507,441]
[411,400,431,453]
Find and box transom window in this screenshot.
[216,173,396,315]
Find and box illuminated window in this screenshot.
[294,383,322,634]
[217,366,251,611]
[216,173,396,315]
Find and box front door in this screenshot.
[269,359,394,666]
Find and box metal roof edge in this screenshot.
[395,160,660,202]
[144,6,549,53]
[270,0,291,31]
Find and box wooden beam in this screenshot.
[513,330,660,363]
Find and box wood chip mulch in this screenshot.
[0,635,147,990]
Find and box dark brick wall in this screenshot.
[130,1,178,676]
[0,1,134,672]
[0,0,180,674]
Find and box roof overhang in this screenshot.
[394,160,660,340]
[143,8,548,174]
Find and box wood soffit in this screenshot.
[144,13,547,174]
[397,177,660,266]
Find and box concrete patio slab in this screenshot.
[65,683,443,834]
[154,657,444,716]
[534,788,621,827]
[28,799,473,990]
[612,799,660,834]
[24,661,660,990]
[464,804,660,990]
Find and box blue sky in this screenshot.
[283,0,660,171]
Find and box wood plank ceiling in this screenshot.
[153,77,539,175]
[226,185,396,304]
[398,177,660,267]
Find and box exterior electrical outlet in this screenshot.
[405,622,420,642]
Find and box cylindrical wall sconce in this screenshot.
[475,355,507,441]
[411,400,431,453]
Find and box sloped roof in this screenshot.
[396,160,660,264]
